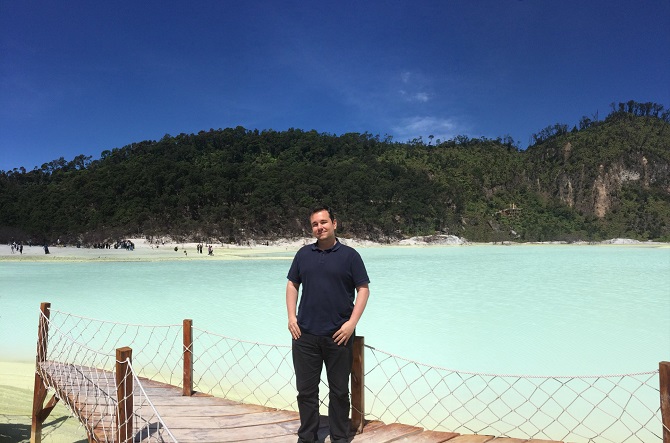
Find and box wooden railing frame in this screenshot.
[33,303,668,440]
[115,347,133,443]
[31,302,54,443]
[351,335,365,433]
[183,319,193,396]
[661,361,670,443]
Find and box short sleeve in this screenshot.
[351,250,370,287]
[287,251,302,284]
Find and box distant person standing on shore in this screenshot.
[286,206,370,443]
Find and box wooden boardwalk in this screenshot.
[36,361,566,443]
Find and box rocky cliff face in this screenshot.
[528,115,670,221]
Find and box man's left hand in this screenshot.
[333,321,354,346]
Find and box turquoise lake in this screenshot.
[1,244,668,376]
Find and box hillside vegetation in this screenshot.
[1,101,669,244]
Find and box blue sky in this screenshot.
[1,0,669,171]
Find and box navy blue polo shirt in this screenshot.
[287,240,370,336]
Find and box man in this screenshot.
[286,206,370,443]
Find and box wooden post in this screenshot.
[661,361,670,443]
[183,319,193,396]
[116,347,133,443]
[350,336,365,434]
[36,302,50,363]
[31,302,51,443]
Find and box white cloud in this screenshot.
[392,116,463,143]
[413,92,430,102]
[397,71,431,103]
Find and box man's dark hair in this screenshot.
[310,205,335,222]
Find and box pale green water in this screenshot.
[1,245,668,376]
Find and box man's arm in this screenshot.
[286,280,301,339]
[333,283,370,346]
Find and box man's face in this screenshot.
[310,210,337,242]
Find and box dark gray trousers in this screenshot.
[292,333,354,443]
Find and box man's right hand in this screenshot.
[288,317,301,339]
[286,280,301,339]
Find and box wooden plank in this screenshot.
[157,404,277,417]
[166,419,300,442]
[249,435,306,443]
[489,439,527,442]
[359,420,386,432]
[135,387,182,396]
[447,436,495,443]
[40,375,114,384]
[393,429,461,442]
[45,372,115,383]
[159,410,299,429]
[138,395,245,406]
[349,423,423,442]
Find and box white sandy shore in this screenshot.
[0,235,666,262]
[0,236,431,261]
[0,237,309,261]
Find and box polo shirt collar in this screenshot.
[311,238,341,252]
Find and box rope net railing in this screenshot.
[45,309,185,386]
[37,309,179,442]
[118,359,178,443]
[361,346,663,443]
[37,307,666,443]
[188,325,664,442]
[191,326,298,409]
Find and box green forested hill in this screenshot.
[1,102,669,244]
